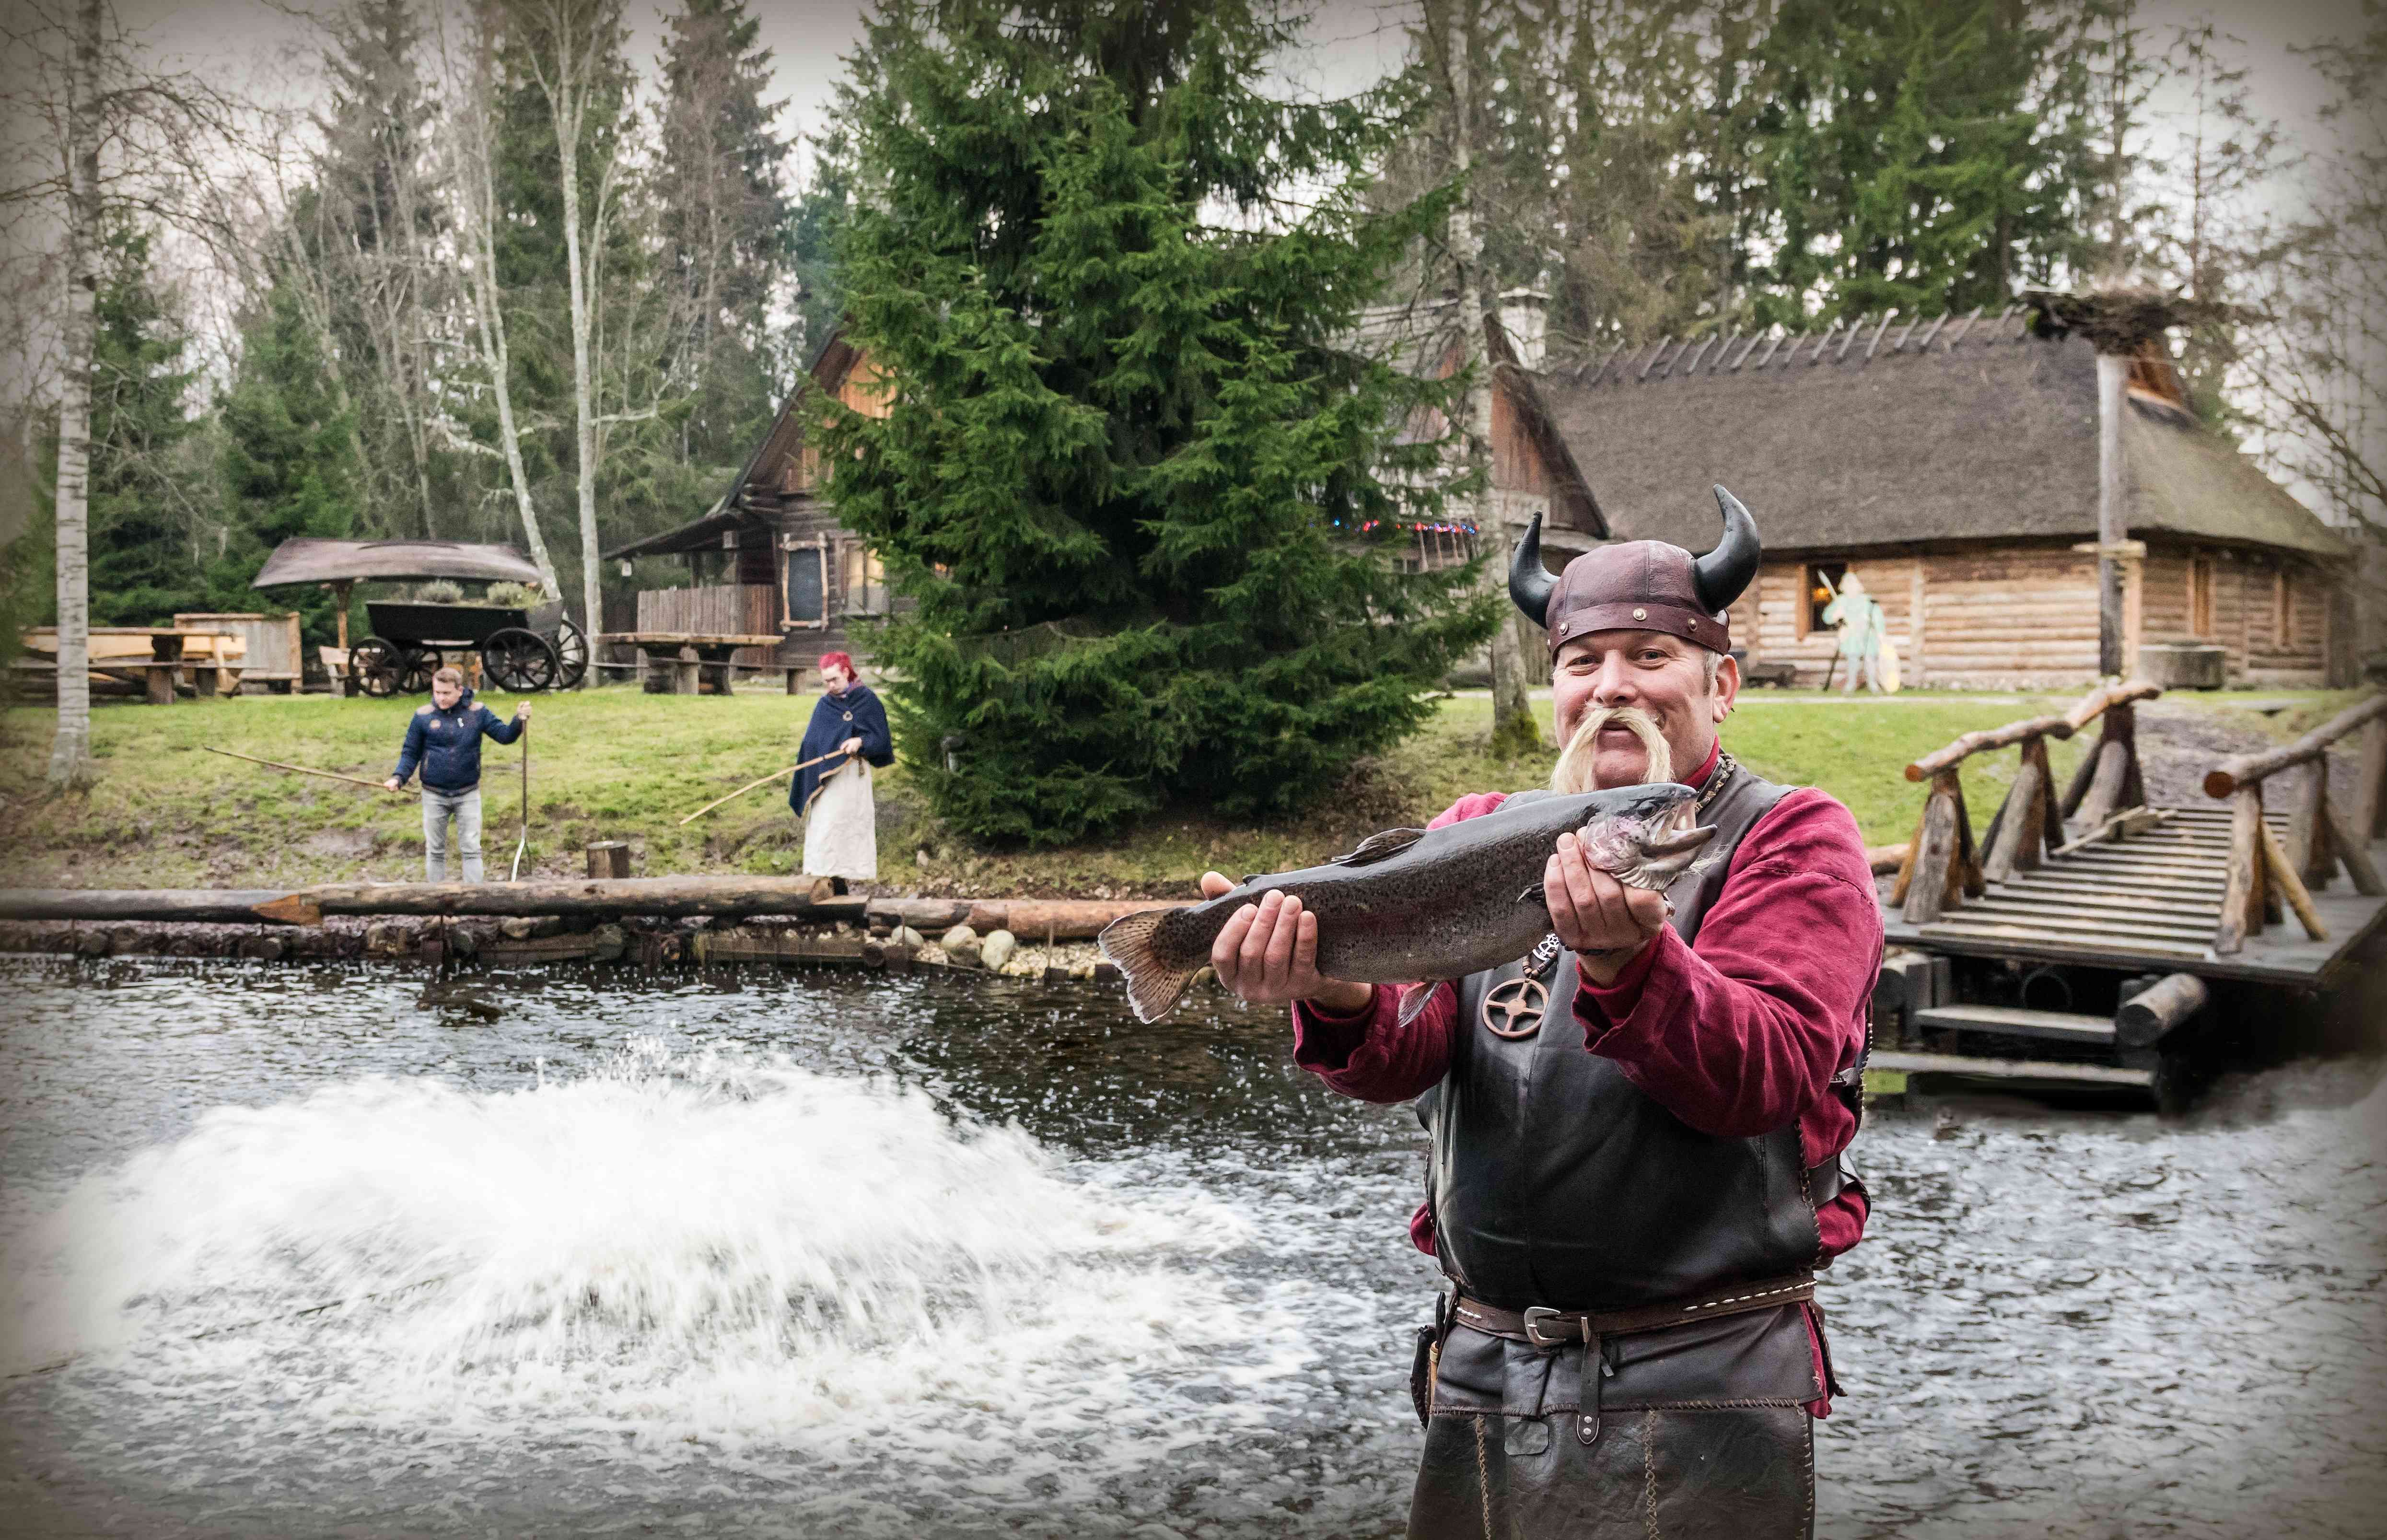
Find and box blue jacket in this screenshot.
[792,683,893,813]
[392,689,525,793]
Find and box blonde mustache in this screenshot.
[1551,707,1673,794]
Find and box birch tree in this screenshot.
[435,0,561,592]
[514,0,640,642]
[0,0,233,790]
[45,0,102,790]
[1423,0,1539,756]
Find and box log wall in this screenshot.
[2139,546,2332,687]
[1739,540,2335,689]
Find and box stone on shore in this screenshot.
[980,929,1016,972]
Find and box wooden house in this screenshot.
[605,300,1601,682]
[601,332,895,686]
[1534,301,2352,688]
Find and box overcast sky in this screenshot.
[94,0,2371,159]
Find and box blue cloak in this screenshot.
[792,683,893,814]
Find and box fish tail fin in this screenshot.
[1098,908,1199,1023]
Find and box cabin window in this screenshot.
[2188,557,2217,638]
[784,539,827,628]
[2272,569,2292,649]
[841,540,891,616]
[1799,562,1849,640]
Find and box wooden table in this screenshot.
[19,626,240,703]
[595,631,784,696]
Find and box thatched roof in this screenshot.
[1539,305,2344,560]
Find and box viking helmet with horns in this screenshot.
[1508,485,1761,656]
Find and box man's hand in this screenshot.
[515,702,532,721]
[1199,872,1373,1014]
[384,777,404,792]
[1545,831,1669,985]
[841,735,862,755]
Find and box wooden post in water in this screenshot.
[2116,973,2208,1048]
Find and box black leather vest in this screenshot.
[1429,763,1823,1312]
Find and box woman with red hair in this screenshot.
[792,652,893,892]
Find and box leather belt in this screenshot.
[1451,1272,1816,1349]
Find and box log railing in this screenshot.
[1893,680,2161,924]
[2201,692,2387,955]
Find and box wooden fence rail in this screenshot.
[1892,679,2160,926]
[2202,692,2387,955]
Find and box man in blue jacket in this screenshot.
[383,665,530,882]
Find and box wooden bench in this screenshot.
[594,631,784,696]
[19,626,240,703]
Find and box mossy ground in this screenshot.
[0,683,2358,897]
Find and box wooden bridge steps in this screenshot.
[1881,803,2387,986]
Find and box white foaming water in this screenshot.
[1,1038,1289,1506]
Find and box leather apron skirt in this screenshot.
[1407,1293,1828,1540]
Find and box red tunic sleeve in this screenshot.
[1572,787,1878,1260]
[1287,792,1510,1100]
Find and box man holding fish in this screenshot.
[1102,488,1879,1539]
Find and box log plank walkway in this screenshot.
[1880,802,2387,988]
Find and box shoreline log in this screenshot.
[0,890,316,925]
[0,884,1186,937]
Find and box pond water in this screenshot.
[1,957,2382,1539]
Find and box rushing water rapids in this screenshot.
[1,957,2382,1538]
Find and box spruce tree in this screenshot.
[1745,0,2096,324]
[656,0,792,467]
[213,278,362,642]
[819,0,1494,846]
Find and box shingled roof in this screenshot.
[1538,305,2343,560]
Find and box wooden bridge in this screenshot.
[1872,685,2387,1098]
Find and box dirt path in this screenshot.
[2135,701,2357,812]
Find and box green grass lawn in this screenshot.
[0,683,2357,896]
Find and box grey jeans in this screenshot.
[421,787,483,883]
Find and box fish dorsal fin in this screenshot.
[1332,826,1428,868]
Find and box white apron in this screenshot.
[802,757,878,880]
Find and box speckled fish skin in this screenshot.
[1143,782,1703,988]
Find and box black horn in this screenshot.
[1508,511,1557,626]
[1689,484,1760,613]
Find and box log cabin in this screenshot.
[1534,300,2354,688]
[601,332,896,687]
[603,299,1602,685]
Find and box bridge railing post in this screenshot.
[2203,691,2387,953]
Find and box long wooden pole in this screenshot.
[205,746,410,798]
[677,748,852,826]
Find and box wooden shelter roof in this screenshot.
[1537,305,2346,560]
[251,538,547,588]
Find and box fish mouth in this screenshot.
[1642,818,1717,857]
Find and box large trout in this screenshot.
[1099,783,1714,1023]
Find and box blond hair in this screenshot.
[431,665,466,688]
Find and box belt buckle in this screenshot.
[1521,1306,1580,1349]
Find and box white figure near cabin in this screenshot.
[1820,572,1890,694]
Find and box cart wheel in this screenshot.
[352,638,406,698]
[400,646,438,694]
[483,628,560,692]
[552,616,590,689]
